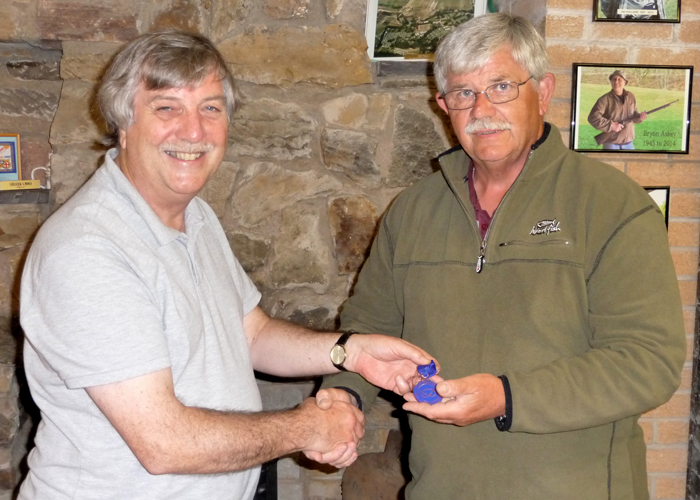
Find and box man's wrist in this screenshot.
[334,386,363,412]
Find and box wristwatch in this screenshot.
[330,331,356,371]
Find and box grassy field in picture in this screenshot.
[576,83,686,151]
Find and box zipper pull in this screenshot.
[476,241,486,273]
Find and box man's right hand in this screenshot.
[299,395,364,468]
[611,122,624,132]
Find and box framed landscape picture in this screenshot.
[594,0,680,22]
[570,64,693,153]
[365,0,490,61]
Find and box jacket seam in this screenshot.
[608,421,615,500]
[587,205,656,282]
[383,216,397,266]
[394,259,583,269]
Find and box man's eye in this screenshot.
[457,89,474,99]
[204,105,221,113]
[156,106,172,112]
[494,83,512,92]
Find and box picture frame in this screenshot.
[365,0,490,61]
[0,134,22,189]
[644,186,670,227]
[570,64,692,154]
[594,0,680,22]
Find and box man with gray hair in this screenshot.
[321,13,684,499]
[18,30,435,499]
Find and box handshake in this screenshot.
[293,333,507,468]
[292,333,441,468]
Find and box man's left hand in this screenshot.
[343,334,437,396]
[402,373,505,426]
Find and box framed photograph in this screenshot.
[594,0,680,22]
[570,64,692,154]
[0,134,22,189]
[365,0,490,61]
[644,186,670,227]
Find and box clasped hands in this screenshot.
[304,335,505,468]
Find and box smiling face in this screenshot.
[115,71,228,228]
[436,47,553,172]
[610,75,626,95]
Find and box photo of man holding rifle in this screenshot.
[573,65,691,153]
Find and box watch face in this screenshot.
[330,344,347,365]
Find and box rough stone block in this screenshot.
[228,99,315,160]
[308,477,342,500]
[0,88,59,123]
[49,80,106,146]
[218,25,372,89]
[60,42,122,83]
[230,163,341,227]
[6,59,60,82]
[48,145,105,208]
[264,0,310,19]
[0,399,19,446]
[286,307,335,331]
[198,160,239,218]
[257,381,313,411]
[321,129,379,185]
[271,204,332,290]
[210,0,250,43]
[37,0,139,42]
[342,429,406,500]
[321,94,368,129]
[277,456,302,480]
[387,106,446,187]
[150,0,207,34]
[328,196,378,274]
[226,233,271,274]
[365,94,392,130]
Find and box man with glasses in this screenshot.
[321,13,684,500]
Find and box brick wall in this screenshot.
[544,2,699,499]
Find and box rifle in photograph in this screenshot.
[594,99,679,145]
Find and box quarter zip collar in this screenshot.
[439,122,555,273]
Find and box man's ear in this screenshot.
[436,92,450,115]
[119,129,127,150]
[537,73,556,117]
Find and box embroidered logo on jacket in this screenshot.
[530,219,561,236]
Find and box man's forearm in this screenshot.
[87,368,364,475]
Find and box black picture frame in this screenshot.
[594,0,680,22]
[644,186,670,227]
[570,63,693,154]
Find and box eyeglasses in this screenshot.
[440,77,533,110]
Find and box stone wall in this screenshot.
[0,0,697,499]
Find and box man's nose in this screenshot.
[178,111,205,142]
[470,92,495,118]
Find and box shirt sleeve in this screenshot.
[21,238,172,389]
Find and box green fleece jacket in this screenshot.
[322,125,685,500]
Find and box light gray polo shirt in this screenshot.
[19,149,263,499]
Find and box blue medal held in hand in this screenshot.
[413,360,442,404]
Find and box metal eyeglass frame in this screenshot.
[440,76,534,110]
